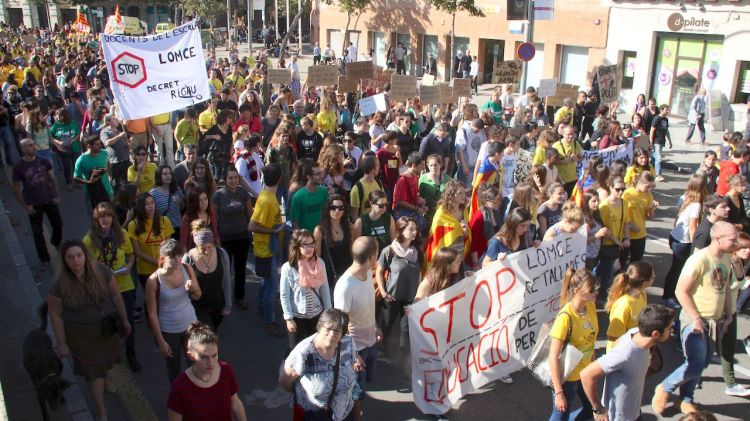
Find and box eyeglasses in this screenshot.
[588,283,601,294]
[614,187,625,192]
[300,242,315,249]
[372,202,387,208]
[329,205,345,211]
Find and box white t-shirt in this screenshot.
[500,152,517,197]
[543,163,559,188]
[469,61,479,77]
[456,120,486,167]
[671,201,701,244]
[347,45,357,62]
[333,269,377,350]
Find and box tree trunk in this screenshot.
[278,7,303,59]
[449,11,455,82]
[343,12,351,57]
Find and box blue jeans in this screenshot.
[661,320,711,404]
[0,125,18,165]
[255,255,279,324]
[549,380,593,421]
[352,344,378,400]
[652,143,663,175]
[595,247,619,295]
[37,149,54,166]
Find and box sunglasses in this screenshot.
[614,187,625,192]
[329,205,345,211]
[372,202,387,208]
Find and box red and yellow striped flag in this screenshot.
[424,206,471,269]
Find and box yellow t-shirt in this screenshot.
[226,73,246,90]
[599,199,630,246]
[250,189,281,258]
[199,109,217,130]
[349,178,382,216]
[622,188,653,240]
[550,302,599,381]
[623,165,655,187]
[554,106,573,124]
[150,112,170,125]
[127,216,175,275]
[209,78,223,93]
[532,146,546,166]
[679,248,732,322]
[316,111,337,135]
[606,292,647,351]
[83,231,135,292]
[127,162,158,194]
[23,66,41,83]
[552,140,582,184]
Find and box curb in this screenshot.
[0,196,95,421]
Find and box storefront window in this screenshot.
[734,61,750,105]
[621,51,636,90]
[422,35,438,77]
[560,46,589,87]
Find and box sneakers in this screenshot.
[651,384,669,415]
[655,175,665,182]
[744,338,750,357]
[679,400,698,414]
[725,384,750,397]
[498,375,513,384]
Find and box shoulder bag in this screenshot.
[293,343,342,421]
[525,311,584,388]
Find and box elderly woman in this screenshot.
[48,240,131,421]
[279,308,364,421]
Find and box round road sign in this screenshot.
[517,42,536,62]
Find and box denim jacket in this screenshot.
[280,258,332,320]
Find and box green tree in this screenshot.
[424,0,484,81]
[178,0,226,25]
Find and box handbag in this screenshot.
[647,345,663,377]
[525,311,584,388]
[293,343,341,421]
[94,296,119,336]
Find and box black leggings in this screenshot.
[221,237,250,300]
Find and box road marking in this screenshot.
[109,364,159,421]
[646,235,671,250]
[735,364,750,378]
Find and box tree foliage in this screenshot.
[178,0,226,23]
[424,0,485,16]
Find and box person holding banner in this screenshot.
[623,147,654,188]
[424,180,470,269]
[414,247,461,302]
[549,268,599,421]
[483,208,533,271]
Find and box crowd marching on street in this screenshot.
[2,18,750,421]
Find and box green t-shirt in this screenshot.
[289,186,328,232]
[74,151,113,198]
[482,100,503,125]
[49,120,80,148]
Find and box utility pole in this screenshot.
[519,0,534,94]
[286,0,290,37]
[275,0,279,39]
[226,0,232,50]
[298,0,302,51]
[247,0,255,51]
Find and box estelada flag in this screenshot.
[469,157,503,219]
[73,9,90,34]
[424,205,471,269]
[570,175,594,207]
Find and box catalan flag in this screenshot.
[424,205,471,269]
[469,157,503,219]
[570,175,595,207]
[72,8,91,34]
[114,4,122,24]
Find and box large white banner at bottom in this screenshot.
[407,231,587,414]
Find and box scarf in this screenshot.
[390,240,417,263]
[299,258,325,289]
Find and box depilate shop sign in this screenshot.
[667,12,711,33]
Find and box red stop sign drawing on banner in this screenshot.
[111,51,147,88]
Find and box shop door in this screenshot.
[483,40,504,84]
[374,32,386,67]
[671,58,701,116]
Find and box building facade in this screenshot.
[606,0,749,128]
[314,0,611,90]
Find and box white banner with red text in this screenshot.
[100,20,210,120]
[407,231,587,414]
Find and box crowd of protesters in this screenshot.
[2,21,749,421]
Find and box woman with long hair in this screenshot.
[581,190,608,271]
[83,202,140,372]
[180,187,221,250]
[127,144,158,195]
[316,97,337,136]
[280,229,332,347]
[184,157,216,199]
[543,201,584,241]
[128,192,175,293]
[548,268,599,421]
[353,190,398,254]
[622,171,658,263]
[167,322,247,421]
[375,217,421,364]
[48,240,131,420]
[597,176,631,294]
[537,182,567,236]
[150,165,184,239]
[590,163,612,201]
[414,248,462,301]
[624,147,654,188]
[483,208,533,267]
[725,174,749,232]
[663,174,707,304]
[469,184,503,268]
[266,128,297,206]
[26,103,54,164]
[211,167,253,308]
[528,164,548,197]
[597,120,622,150]
[605,261,654,351]
[314,195,354,290]
[509,181,541,238]
[183,220,232,330]
[261,104,281,147]
[424,180,470,268]
[319,142,346,196]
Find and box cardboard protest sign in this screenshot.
[267,68,291,84]
[306,65,339,86]
[346,61,374,79]
[421,74,435,86]
[337,75,359,93]
[100,20,210,120]
[390,74,418,101]
[547,83,579,107]
[492,60,523,84]
[21,34,36,45]
[597,65,619,104]
[576,140,634,178]
[437,83,456,104]
[452,78,472,98]
[538,79,557,98]
[419,84,441,105]
[358,93,388,116]
[365,66,393,90]
[408,231,587,414]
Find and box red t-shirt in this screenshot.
[167,361,239,421]
[393,172,418,209]
[376,147,400,189]
[716,160,739,196]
